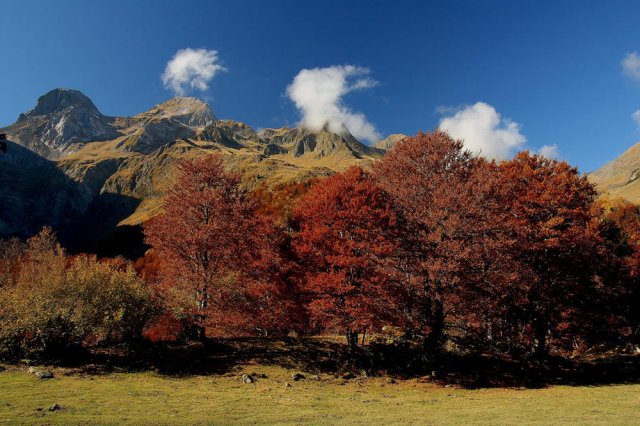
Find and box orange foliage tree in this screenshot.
[293,167,410,352]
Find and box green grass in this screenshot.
[1,365,639,425]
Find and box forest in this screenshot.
[1,131,639,380]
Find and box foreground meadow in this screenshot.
[1,363,639,425]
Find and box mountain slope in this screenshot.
[589,141,640,203]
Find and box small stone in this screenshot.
[309,374,321,381]
[35,370,54,379]
[285,382,292,387]
[387,378,397,384]
[241,374,254,384]
[341,372,356,380]
[48,404,62,412]
[292,373,305,381]
[28,366,37,374]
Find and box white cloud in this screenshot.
[633,109,640,129]
[286,65,381,143]
[622,52,640,81]
[162,48,226,96]
[537,144,560,160]
[438,102,526,160]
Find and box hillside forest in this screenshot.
[1,131,639,378]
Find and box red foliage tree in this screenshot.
[144,154,298,338]
[373,131,514,353]
[251,178,321,224]
[499,152,616,356]
[293,167,409,351]
[598,198,640,345]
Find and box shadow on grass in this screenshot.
[29,337,640,389]
[45,337,350,378]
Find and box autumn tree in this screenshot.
[251,178,321,224]
[373,131,514,354]
[0,237,25,289]
[224,216,303,336]
[293,167,409,352]
[498,152,616,357]
[597,197,640,346]
[145,154,299,339]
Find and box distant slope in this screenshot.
[373,134,407,151]
[589,141,640,203]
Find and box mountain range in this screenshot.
[0,89,405,256]
[4,88,639,257]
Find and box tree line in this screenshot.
[1,131,639,362]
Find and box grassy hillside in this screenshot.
[1,366,638,425]
[589,141,640,203]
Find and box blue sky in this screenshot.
[1,0,639,171]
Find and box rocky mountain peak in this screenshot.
[259,125,382,159]
[18,88,101,121]
[3,88,119,158]
[373,134,408,151]
[141,96,216,128]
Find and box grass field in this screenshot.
[1,363,639,425]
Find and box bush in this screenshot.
[0,228,155,358]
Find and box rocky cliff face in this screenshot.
[0,139,82,238]
[0,89,386,255]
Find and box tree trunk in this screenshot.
[533,316,548,358]
[426,298,445,353]
[346,330,359,354]
[191,287,208,341]
[186,323,206,341]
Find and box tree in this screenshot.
[373,131,513,354]
[293,167,409,352]
[596,197,640,346]
[251,178,321,224]
[144,154,298,339]
[499,152,611,356]
[0,237,25,289]
[225,216,303,336]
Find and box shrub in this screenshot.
[0,228,155,358]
